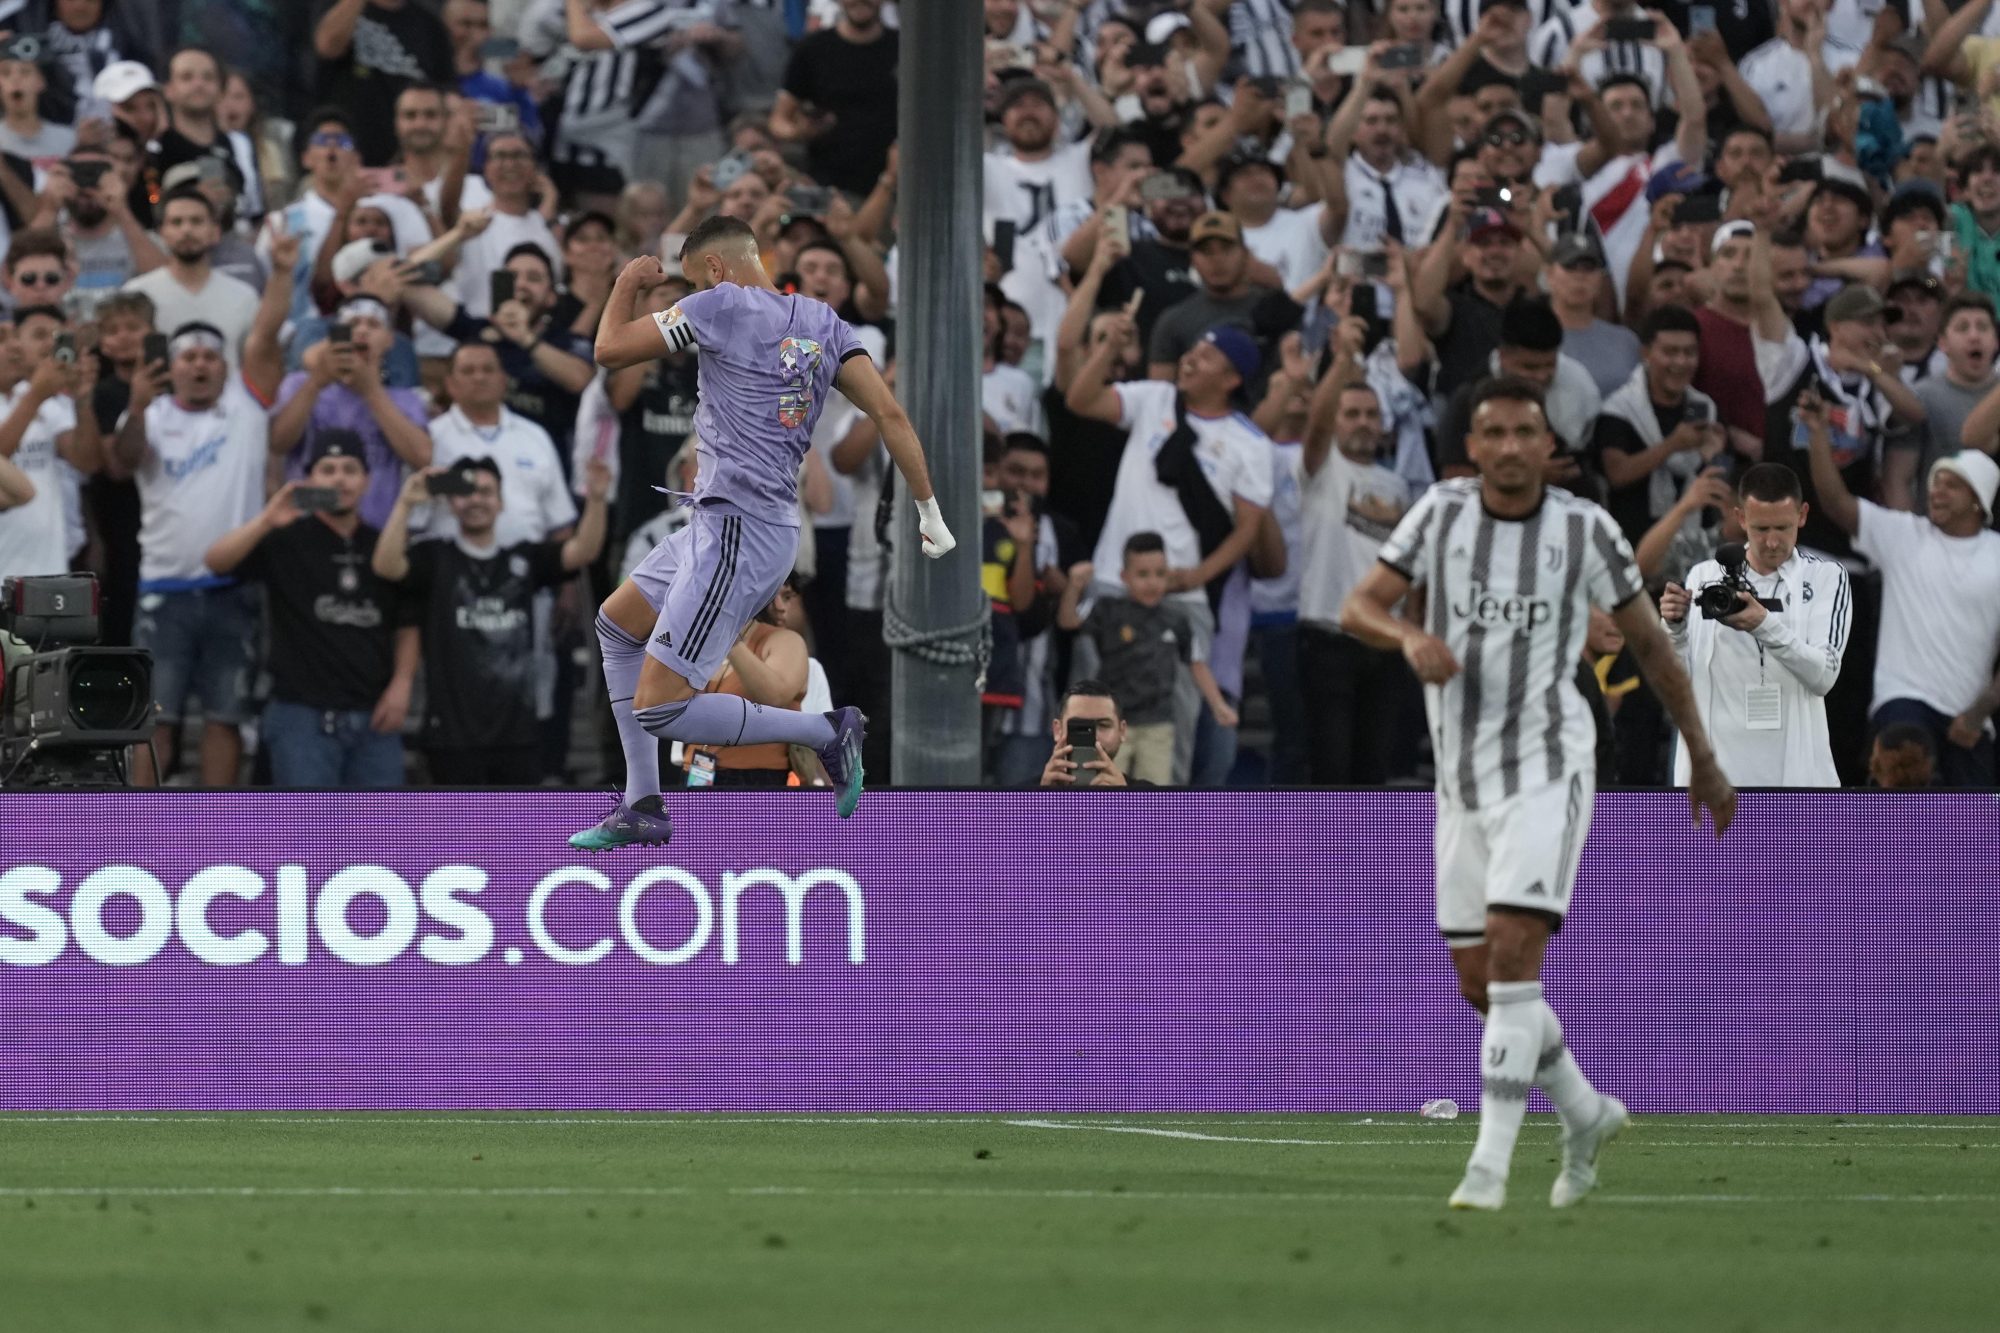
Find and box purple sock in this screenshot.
[634,694,836,749]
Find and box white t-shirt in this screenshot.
[415,174,500,357]
[1092,379,1275,603]
[261,189,339,325]
[982,362,1046,438]
[456,208,560,319]
[123,267,263,368]
[0,383,77,579]
[133,376,271,585]
[1738,39,1864,140]
[982,139,1095,238]
[427,406,579,547]
[1853,500,2000,719]
[1241,206,1328,293]
[1296,448,1412,628]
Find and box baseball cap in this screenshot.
[92,59,157,106]
[1646,162,1710,203]
[0,33,43,65]
[1188,210,1244,247]
[1201,325,1260,383]
[996,78,1058,115]
[1825,283,1899,325]
[332,237,394,286]
[1466,207,1519,240]
[306,429,368,469]
[1810,174,1874,216]
[1550,232,1605,268]
[1887,269,1944,303]
[1930,450,2000,519]
[1483,108,1542,143]
[1145,11,1193,44]
[1711,219,1756,254]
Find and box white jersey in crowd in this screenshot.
[1296,447,1412,628]
[133,375,270,585]
[1340,152,1447,252]
[1737,38,1864,140]
[1668,549,1850,788]
[1250,439,1304,618]
[1241,205,1329,292]
[982,361,1046,439]
[1380,477,1643,809]
[983,139,1094,238]
[456,208,560,319]
[1092,379,1275,607]
[0,383,77,578]
[427,406,579,548]
[1854,500,2000,722]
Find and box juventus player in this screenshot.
[1341,377,1736,1211]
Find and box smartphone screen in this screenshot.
[292,486,341,514]
[327,322,352,346]
[143,332,169,366]
[489,269,515,310]
[1065,718,1100,783]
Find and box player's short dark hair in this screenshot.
[1062,678,1124,718]
[679,214,758,262]
[12,303,63,329]
[160,185,217,222]
[1123,531,1166,561]
[1942,291,1997,331]
[1597,73,1651,103]
[1499,295,1562,353]
[1639,303,1701,346]
[1469,374,1547,420]
[1737,463,1802,506]
[502,242,554,279]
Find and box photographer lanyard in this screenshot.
[1745,572,1783,732]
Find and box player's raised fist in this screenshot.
[619,256,668,291]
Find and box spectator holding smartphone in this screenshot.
[271,297,435,529]
[207,432,414,788]
[1592,304,1724,545]
[372,456,610,786]
[37,150,168,312]
[1036,679,1145,788]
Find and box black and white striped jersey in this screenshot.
[1229,0,1300,78]
[523,0,700,126]
[1441,0,1561,49]
[1380,478,1643,808]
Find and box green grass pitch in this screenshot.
[3,1113,1997,1331]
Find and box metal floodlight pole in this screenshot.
[888,0,986,787]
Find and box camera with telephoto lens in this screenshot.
[1,574,154,788]
[1696,544,1782,621]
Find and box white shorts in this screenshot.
[1435,772,1594,944]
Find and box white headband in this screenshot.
[337,297,391,326]
[169,329,224,356]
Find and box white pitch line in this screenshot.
[0,1184,1994,1207]
[1005,1119,1349,1146]
[0,1115,1995,1132]
[1004,1120,2000,1149]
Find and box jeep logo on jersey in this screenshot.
[1451,581,1553,631]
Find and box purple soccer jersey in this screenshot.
[652,284,864,525]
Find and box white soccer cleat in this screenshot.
[1550,1095,1630,1208]
[1448,1166,1506,1211]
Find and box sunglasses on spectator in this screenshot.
[15,270,64,287]
[310,132,355,151]
[1484,128,1531,148]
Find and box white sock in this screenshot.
[1534,1000,1604,1133]
[596,612,659,806]
[1468,979,1542,1179]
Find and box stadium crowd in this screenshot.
[0,0,1997,792]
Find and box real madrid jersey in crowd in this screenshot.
[402,537,572,751]
[0,380,76,578]
[1379,478,1644,809]
[1340,153,1447,252]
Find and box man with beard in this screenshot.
[156,46,260,226]
[202,433,417,787]
[1328,57,1446,252]
[40,149,165,312]
[313,0,453,166]
[122,187,262,366]
[374,454,610,786]
[771,0,899,196]
[985,78,1095,239]
[1097,166,1208,349]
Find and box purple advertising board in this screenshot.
[2,791,1995,1113]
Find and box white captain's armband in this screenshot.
[653,305,697,354]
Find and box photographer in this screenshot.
[1036,679,1148,788]
[203,433,415,789]
[1662,464,1851,787]
[372,457,609,786]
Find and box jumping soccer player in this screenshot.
[572,216,956,848]
[1339,375,1736,1211]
